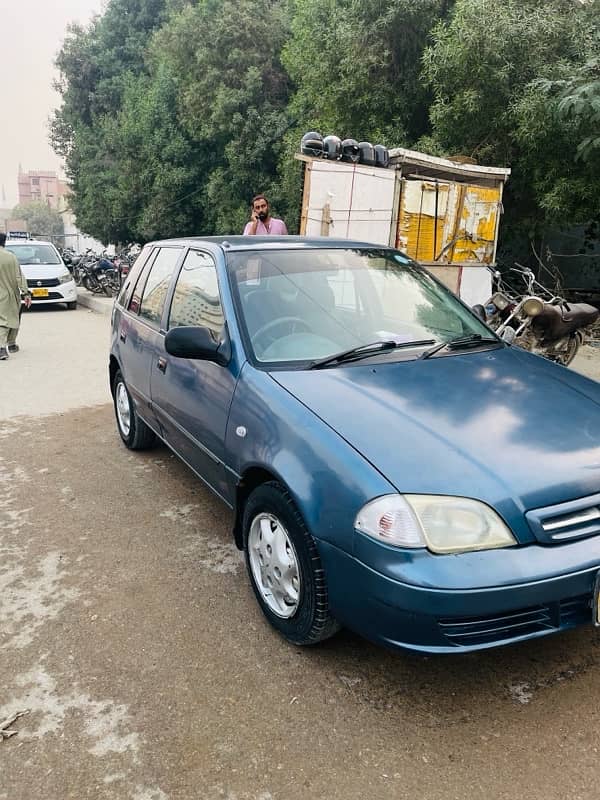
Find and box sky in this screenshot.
[1,0,105,208]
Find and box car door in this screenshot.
[118,245,184,430]
[150,248,236,501]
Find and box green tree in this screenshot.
[284,0,453,145]
[279,0,455,228]
[422,0,598,244]
[50,0,172,242]
[52,0,170,141]
[538,18,600,169]
[113,66,208,241]
[11,202,65,244]
[52,0,292,239]
[154,0,293,233]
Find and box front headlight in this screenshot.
[355,494,516,554]
[522,296,544,317]
[58,271,73,284]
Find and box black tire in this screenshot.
[112,369,156,450]
[243,481,341,646]
[66,301,77,310]
[550,333,581,367]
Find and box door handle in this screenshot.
[120,331,126,343]
[157,356,167,373]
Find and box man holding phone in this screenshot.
[243,194,288,236]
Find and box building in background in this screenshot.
[17,168,69,210]
[13,167,104,252]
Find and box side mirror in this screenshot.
[471,303,486,321]
[164,326,231,366]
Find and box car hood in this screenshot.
[20,264,67,280]
[271,347,600,516]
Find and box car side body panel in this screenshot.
[112,305,163,432]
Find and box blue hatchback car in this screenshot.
[110,236,600,654]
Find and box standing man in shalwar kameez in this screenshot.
[0,233,31,360]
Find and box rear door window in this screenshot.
[138,247,183,327]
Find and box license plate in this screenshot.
[593,572,600,626]
[31,288,49,298]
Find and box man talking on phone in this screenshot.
[243,194,288,236]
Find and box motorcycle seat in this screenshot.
[533,302,599,343]
[560,303,599,325]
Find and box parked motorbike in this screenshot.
[480,266,599,366]
[76,252,120,297]
[113,244,140,282]
[72,249,97,287]
[62,246,76,272]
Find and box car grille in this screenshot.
[438,593,591,647]
[526,492,600,544]
[27,278,60,287]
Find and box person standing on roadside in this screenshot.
[243,194,288,236]
[0,233,31,360]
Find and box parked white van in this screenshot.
[5,238,77,309]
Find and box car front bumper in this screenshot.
[27,281,77,305]
[318,538,600,653]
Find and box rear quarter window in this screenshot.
[117,246,153,310]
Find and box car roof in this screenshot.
[146,235,394,252]
[5,239,57,246]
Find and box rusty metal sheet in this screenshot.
[397,180,502,266]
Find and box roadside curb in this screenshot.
[76,289,114,317]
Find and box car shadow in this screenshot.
[135,441,600,723]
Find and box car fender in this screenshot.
[225,363,395,552]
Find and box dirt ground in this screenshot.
[2,308,600,800]
[571,343,600,382]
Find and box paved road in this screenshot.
[0,305,111,418]
[2,306,600,800]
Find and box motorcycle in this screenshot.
[72,249,97,287]
[78,254,120,297]
[480,265,599,366]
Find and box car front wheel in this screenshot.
[112,369,156,450]
[243,481,340,646]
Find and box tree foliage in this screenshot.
[153,0,292,234]
[51,0,600,254]
[11,202,65,244]
[539,22,600,168]
[422,0,599,240]
[51,0,173,243]
[277,0,456,224]
[284,0,454,145]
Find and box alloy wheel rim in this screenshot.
[116,382,131,436]
[248,512,301,618]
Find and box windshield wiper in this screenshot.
[420,334,501,360]
[309,339,436,370]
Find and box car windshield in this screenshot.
[6,244,62,265]
[227,247,496,366]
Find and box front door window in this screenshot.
[168,249,224,338]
